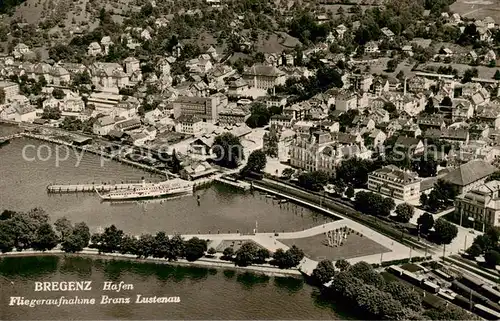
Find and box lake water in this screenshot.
[0,137,332,236]
[0,127,349,320]
[0,256,352,320]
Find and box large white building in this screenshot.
[0,81,20,102]
[368,165,421,202]
[242,65,286,90]
[173,96,218,123]
[455,180,500,228]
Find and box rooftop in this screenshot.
[442,160,497,187]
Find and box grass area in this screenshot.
[401,263,424,273]
[252,178,429,251]
[450,0,500,21]
[279,232,390,261]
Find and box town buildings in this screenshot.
[367,165,421,202]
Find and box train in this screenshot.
[473,304,500,320]
[387,266,440,293]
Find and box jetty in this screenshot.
[215,176,251,190]
[47,182,147,193]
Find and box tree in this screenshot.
[137,234,156,259]
[32,223,58,251]
[170,149,182,173]
[420,193,428,207]
[184,237,208,261]
[234,242,259,266]
[97,225,124,253]
[244,149,267,173]
[0,221,15,253]
[222,246,234,260]
[52,88,65,99]
[484,250,500,268]
[312,260,335,285]
[61,222,90,253]
[494,70,500,81]
[254,248,270,264]
[336,158,374,188]
[432,218,458,245]
[354,191,394,216]
[395,203,414,223]
[281,168,295,179]
[386,59,398,72]
[213,133,244,168]
[207,247,217,257]
[0,88,5,104]
[335,259,350,271]
[417,213,434,234]
[288,245,304,265]
[385,282,422,311]
[297,171,329,191]
[166,235,185,261]
[245,103,271,128]
[345,186,355,199]
[271,248,296,269]
[41,107,61,120]
[465,244,482,258]
[54,217,73,241]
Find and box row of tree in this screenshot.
[311,259,479,320]
[466,227,500,268]
[0,209,90,253]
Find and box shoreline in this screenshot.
[0,249,303,279]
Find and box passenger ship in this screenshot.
[95,179,194,201]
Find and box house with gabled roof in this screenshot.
[442,159,497,194]
[368,165,421,202]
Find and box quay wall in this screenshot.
[20,133,169,177]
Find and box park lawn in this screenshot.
[279,232,390,261]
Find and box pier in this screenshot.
[215,176,251,190]
[47,182,147,193]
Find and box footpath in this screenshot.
[0,247,302,278]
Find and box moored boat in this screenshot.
[95,178,194,201]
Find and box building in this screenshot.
[227,79,248,97]
[335,91,357,112]
[175,114,205,135]
[270,114,293,128]
[0,81,20,102]
[442,159,498,194]
[93,116,116,135]
[367,165,421,202]
[290,131,335,173]
[242,65,286,90]
[218,106,250,126]
[87,92,122,113]
[173,96,218,123]
[88,42,102,56]
[265,96,287,108]
[124,57,140,75]
[455,180,500,228]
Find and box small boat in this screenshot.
[279,199,288,204]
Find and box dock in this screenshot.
[215,176,251,190]
[47,182,146,193]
